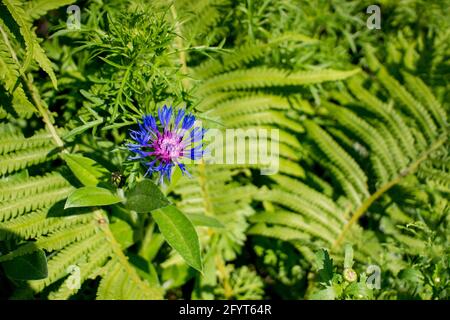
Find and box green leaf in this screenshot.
[110,219,134,249]
[152,206,202,272]
[1,249,48,280]
[3,0,58,88]
[125,179,170,213]
[187,214,224,228]
[62,119,104,140]
[315,249,334,284]
[128,253,160,287]
[161,262,194,289]
[63,153,108,186]
[310,286,337,300]
[64,186,122,209]
[344,281,373,299]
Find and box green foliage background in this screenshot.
[0,0,448,300]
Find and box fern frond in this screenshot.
[0,145,57,175]
[96,257,161,299]
[0,130,53,155]
[48,241,111,300]
[0,210,96,240]
[205,93,291,119]
[250,211,335,244]
[325,103,399,179]
[196,67,360,95]
[376,67,437,142]
[0,186,74,221]
[0,222,98,262]
[0,35,36,118]
[304,120,369,200]
[346,77,417,161]
[0,36,19,91]
[254,189,343,236]
[194,34,316,78]
[270,174,344,221]
[25,0,76,20]
[224,110,304,133]
[180,0,228,36]
[402,71,448,127]
[29,232,105,293]
[247,223,311,242]
[0,171,68,201]
[6,86,36,118]
[2,0,58,88]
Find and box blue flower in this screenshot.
[128,105,206,183]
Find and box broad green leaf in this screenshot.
[125,179,170,213]
[63,153,108,186]
[64,186,122,209]
[152,206,202,272]
[1,249,48,280]
[110,219,134,249]
[187,214,224,228]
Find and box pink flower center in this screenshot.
[152,132,184,163]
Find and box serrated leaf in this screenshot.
[315,249,334,284]
[1,249,48,280]
[152,205,202,272]
[64,186,122,209]
[3,0,58,88]
[125,179,170,213]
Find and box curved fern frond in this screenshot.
[0,145,57,175]
[0,171,69,201]
[0,130,53,155]
[2,0,58,88]
[194,34,316,78]
[248,65,448,264]
[28,232,105,293]
[0,185,74,221]
[24,0,76,20]
[196,67,360,95]
[0,209,95,240]
[0,31,36,118]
